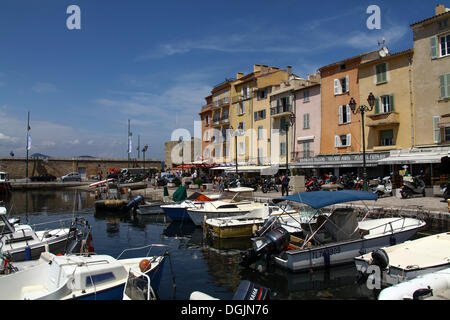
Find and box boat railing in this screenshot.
[116,244,169,260]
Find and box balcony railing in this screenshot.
[292,151,315,160]
[213,97,230,108]
[270,104,292,116]
[231,94,252,104]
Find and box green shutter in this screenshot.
[447,74,450,98]
[431,36,438,59]
[440,75,446,99]
[375,97,380,114]
[389,94,395,112]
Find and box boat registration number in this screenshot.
[311,246,341,259]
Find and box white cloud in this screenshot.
[31,82,58,93]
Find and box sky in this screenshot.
[0,0,443,160]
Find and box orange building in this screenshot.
[198,95,213,161]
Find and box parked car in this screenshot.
[61,172,82,182]
[30,174,57,182]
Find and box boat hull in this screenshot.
[188,209,251,226]
[162,206,191,221]
[207,221,264,239]
[137,204,164,215]
[274,226,423,272]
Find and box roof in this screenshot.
[273,190,378,209]
[410,10,450,28]
[358,49,414,68]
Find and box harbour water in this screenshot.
[1,189,444,300]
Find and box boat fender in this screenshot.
[371,249,389,270]
[412,287,433,300]
[139,259,151,272]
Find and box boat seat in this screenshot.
[21,285,47,300]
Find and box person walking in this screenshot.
[281,173,290,196]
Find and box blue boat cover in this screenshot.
[272,190,378,209]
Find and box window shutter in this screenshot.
[335,135,340,148]
[306,113,310,128]
[345,76,349,93]
[334,79,340,95]
[346,134,351,147]
[262,109,266,118]
[338,105,343,124]
[431,36,438,59]
[389,95,395,111]
[346,105,351,123]
[246,86,250,98]
[433,116,441,143]
[375,97,380,114]
[440,75,446,99]
[243,101,246,114]
[446,74,450,98]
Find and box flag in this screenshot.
[128,134,132,154]
[27,128,31,151]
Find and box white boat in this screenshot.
[241,191,426,272]
[0,206,90,262]
[161,193,221,221]
[378,267,450,300]
[204,205,298,239]
[89,178,116,188]
[355,232,450,286]
[187,187,265,226]
[136,201,166,215]
[0,245,168,300]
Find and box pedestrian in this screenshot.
[281,173,290,196]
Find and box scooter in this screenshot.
[401,175,425,199]
[373,176,393,197]
[261,178,279,193]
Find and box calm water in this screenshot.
[2,189,441,300]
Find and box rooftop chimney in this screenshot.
[253,64,262,73]
[236,72,244,79]
[286,66,292,76]
[436,4,448,15]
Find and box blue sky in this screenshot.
[0,0,442,160]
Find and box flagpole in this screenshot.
[26,111,30,183]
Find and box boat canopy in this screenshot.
[272,190,378,209]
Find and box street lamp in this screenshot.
[349,92,375,191]
[178,137,184,175]
[284,112,296,196]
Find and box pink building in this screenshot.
[293,82,321,162]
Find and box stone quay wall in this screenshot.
[0,157,162,179]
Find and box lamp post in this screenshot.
[142,144,148,172]
[284,112,296,196]
[230,126,239,177]
[349,92,375,191]
[178,137,184,175]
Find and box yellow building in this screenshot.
[229,65,290,166]
[358,49,415,152]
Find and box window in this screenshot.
[381,95,394,113]
[380,129,394,146]
[303,90,310,102]
[338,105,351,124]
[434,116,441,143]
[280,142,286,156]
[303,113,310,129]
[257,88,268,100]
[86,272,116,287]
[376,63,388,84]
[205,115,209,126]
[335,134,351,148]
[257,126,263,141]
[440,34,450,57]
[239,141,246,155]
[280,117,287,133]
[237,101,246,115]
[238,122,245,131]
[334,76,349,95]
[445,127,450,142]
[440,73,450,99]
[254,109,266,121]
[303,142,311,158]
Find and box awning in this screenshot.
[224,165,275,174]
[297,135,315,142]
[378,152,448,165]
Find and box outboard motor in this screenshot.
[254,216,279,237]
[371,248,390,270]
[126,195,144,211]
[232,280,271,300]
[240,227,290,267]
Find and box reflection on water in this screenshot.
[2,189,383,300]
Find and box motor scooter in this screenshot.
[401,175,425,199]
[373,176,393,197]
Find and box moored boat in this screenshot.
[240,190,426,273]
[161,192,221,221]
[0,245,168,300]
[355,232,450,286]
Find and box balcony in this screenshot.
[270,104,292,117]
[292,151,315,161]
[366,112,400,127]
[231,94,252,104]
[213,97,230,108]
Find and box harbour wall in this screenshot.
[0,157,162,179]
